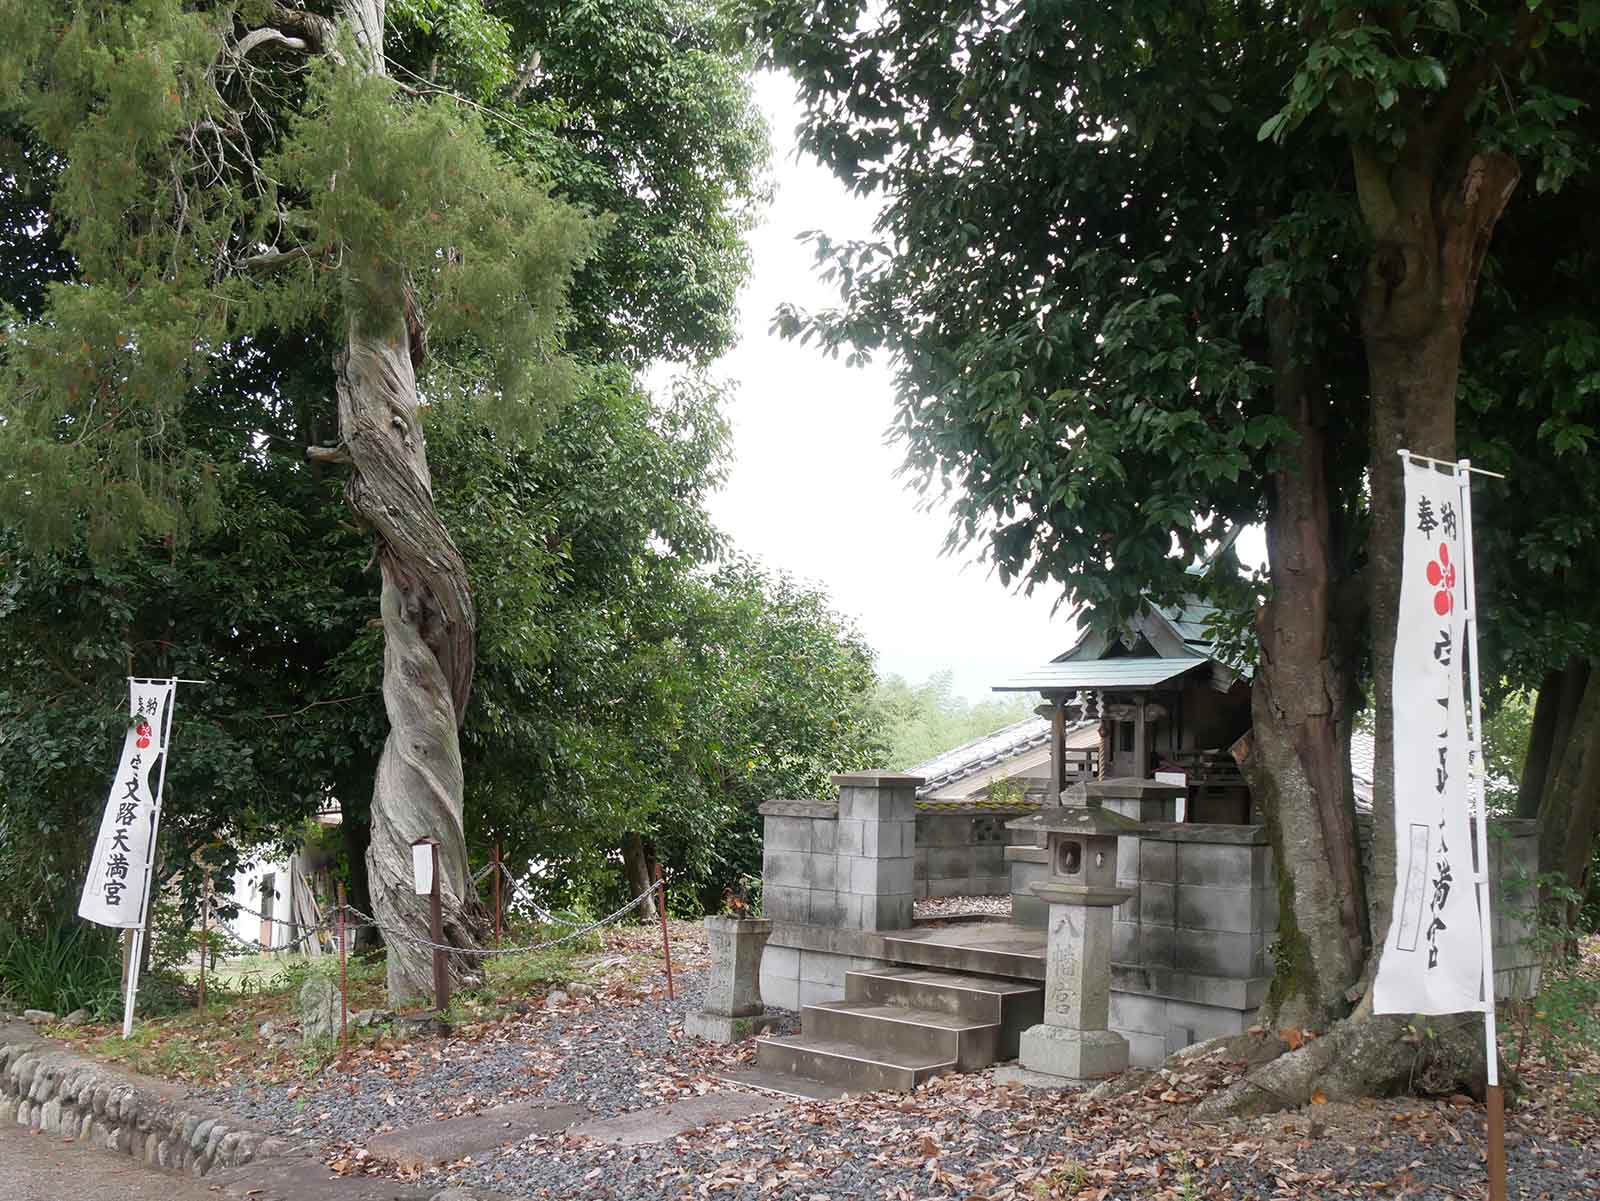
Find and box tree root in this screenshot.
[1093,1012,1514,1121]
[1188,1012,1511,1120]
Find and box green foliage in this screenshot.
[1482,686,1537,814]
[501,0,772,366]
[0,0,595,554]
[0,920,123,1017]
[874,671,1034,772]
[1506,880,1600,1108]
[0,0,778,933]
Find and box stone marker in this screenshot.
[365,1100,588,1172]
[684,915,778,1043]
[297,977,338,1043]
[569,1091,786,1146]
[998,794,1139,1087]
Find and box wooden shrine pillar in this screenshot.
[1133,692,1149,779]
[1049,697,1066,805]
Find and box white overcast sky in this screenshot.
[665,72,1075,701]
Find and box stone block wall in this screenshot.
[761,774,924,936]
[757,939,895,1011]
[760,800,843,927]
[0,1023,288,1177]
[914,809,1034,898]
[1108,823,1276,1065]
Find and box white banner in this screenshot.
[78,679,177,929]
[1373,460,1483,1015]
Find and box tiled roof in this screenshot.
[993,657,1205,692]
[908,716,1060,798]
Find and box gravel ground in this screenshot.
[199,972,797,1147]
[429,1073,1600,1201]
[914,895,1012,921]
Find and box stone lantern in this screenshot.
[999,792,1141,1085]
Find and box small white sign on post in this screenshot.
[412,841,435,895]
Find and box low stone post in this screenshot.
[998,800,1141,1086]
[685,916,778,1043]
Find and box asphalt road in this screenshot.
[0,1121,223,1201]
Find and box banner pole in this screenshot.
[1456,459,1506,1201]
[122,678,180,1039]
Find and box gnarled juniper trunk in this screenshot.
[332,0,482,1002]
[335,307,481,1002]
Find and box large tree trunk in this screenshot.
[1240,290,1366,1028]
[620,833,657,922]
[331,0,482,1003]
[1516,664,1570,820]
[1202,148,1521,1118]
[1359,149,1519,985]
[1531,661,1600,923]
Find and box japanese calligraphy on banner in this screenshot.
[78,679,177,929]
[1373,460,1484,1015]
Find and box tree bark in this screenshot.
[1516,665,1567,820]
[1360,148,1519,982]
[330,0,482,1002]
[620,832,656,921]
[1534,661,1600,921]
[1241,290,1365,1028]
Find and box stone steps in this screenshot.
[753,966,1043,1093]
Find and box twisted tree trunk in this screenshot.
[329,0,482,1002]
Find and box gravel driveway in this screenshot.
[199,969,1600,1201]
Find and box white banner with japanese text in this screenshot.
[78,679,177,929]
[1373,461,1483,1015]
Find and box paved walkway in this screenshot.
[0,1121,220,1201]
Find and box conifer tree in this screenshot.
[0,0,596,1001]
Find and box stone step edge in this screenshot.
[846,967,1044,998]
[804,1000,1002,1034]
[757,1033,958,1074]
[0,1020,306,1179]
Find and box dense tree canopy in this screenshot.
[755,0,1600,1069]
[0,0,788,995]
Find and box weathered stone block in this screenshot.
[764,816,814,853]
[702,916,771,1018]
[812,820,837,854]
[1018,1024,1128,1082]
[1138,882,1175,927]
[973,844,1007,876]
[762,850,811,888]
[1109,990,1170,1035]
[298,975,339,1043]
[861,821,904,859]
[807,890,840,926]
[684,1011,779,1043]
[925,846,972,880]
[917,815,970,848]
[762,885,808,922]
[804,854,838,891]
[1112,918,1138,964]
[1175,842,1253,887]
[1173,929,1264,978]
[1138,923,1178,968]
[1140,839,1176,883]
[858,892,913,931]
[1175,883,1257,933]
[835,819,865,857]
